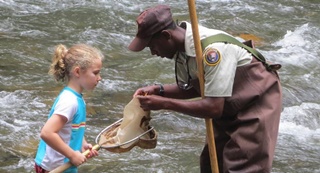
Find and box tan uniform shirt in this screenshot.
[175,22,253,97]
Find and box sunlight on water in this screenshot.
[274,102,320,173]
[281,102,320,130]
[273,24,320,67]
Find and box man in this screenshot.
[128,4,282,173]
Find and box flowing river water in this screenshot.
[0,0,319,173]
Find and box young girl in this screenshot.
[34,44,104,173]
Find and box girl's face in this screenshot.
[79,58,103,91]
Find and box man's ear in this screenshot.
[161,30,172,40]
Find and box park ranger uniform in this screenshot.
[175,21,282,173]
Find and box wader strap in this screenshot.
[201,34,281,71]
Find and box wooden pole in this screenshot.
[49,144,100,173]
[187,1,219,173]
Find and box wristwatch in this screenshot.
[155,84,164,96]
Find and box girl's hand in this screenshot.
[69,151,87,167]
[83,143,99,158]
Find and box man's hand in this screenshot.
[133,85,159,97]
[136,95,166,111]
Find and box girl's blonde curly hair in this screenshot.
[48,44,104,82]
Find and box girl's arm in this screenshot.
[40,114,87,166]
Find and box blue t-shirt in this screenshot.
[35,87,86,173]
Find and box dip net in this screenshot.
[95,97,157,153]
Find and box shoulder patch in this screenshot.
[203,48,221,66]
